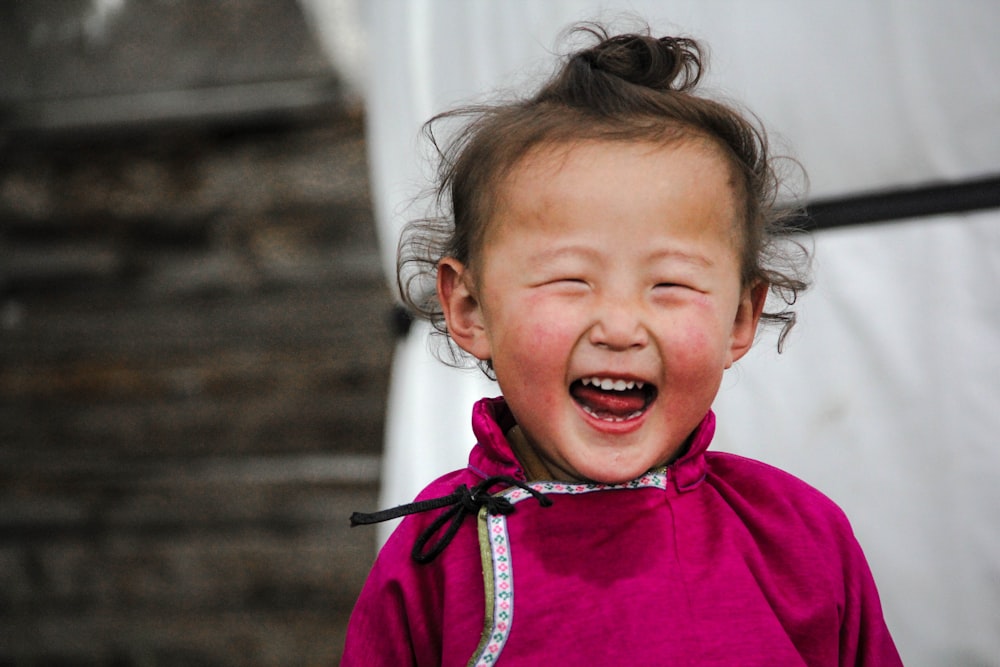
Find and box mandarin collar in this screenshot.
[467,396,713,493]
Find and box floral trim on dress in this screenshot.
[467,469,669,667]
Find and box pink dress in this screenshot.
[342,397,902,666]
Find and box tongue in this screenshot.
[571,384,647,418]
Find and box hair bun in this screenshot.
[577,32,703,92]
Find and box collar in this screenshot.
[468,396,713,493]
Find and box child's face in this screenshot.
[439,139,765,484]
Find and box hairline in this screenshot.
[463,127,751,281]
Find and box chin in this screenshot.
[576,459,653,485]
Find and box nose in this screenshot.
[588,298,649,351]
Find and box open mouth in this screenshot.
[569,376,657,422]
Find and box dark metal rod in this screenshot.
[790,173,1000,231]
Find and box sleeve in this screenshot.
[341,489,454,667]
[838,528,904,667]
[341,557,419,667]
[342,503,459,667]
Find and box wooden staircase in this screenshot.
[0,113,392,665]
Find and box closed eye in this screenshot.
[540,278,591,293]
[652,282,701,299]
[542,276,588,285]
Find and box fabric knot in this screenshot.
[459,485,515,516]
[350,475,551,564]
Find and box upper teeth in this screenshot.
[581,377,645,391]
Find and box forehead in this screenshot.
[484,138,741,245]
[516,134,728,176]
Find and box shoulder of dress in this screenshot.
[412,467,481,502]
[703,451,855,534]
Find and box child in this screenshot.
[343,25,901,666]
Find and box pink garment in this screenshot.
[342,397,902,666]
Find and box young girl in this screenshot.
[343,26,901,666]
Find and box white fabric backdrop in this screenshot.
[307,1,1000,664]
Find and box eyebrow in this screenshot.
[528,245,714,268]
[526,245,601,264]
[647,247,715,267]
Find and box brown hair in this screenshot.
[398,24,809,366]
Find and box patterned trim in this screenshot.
[466,469,668,667]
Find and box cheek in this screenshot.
[502,320,572,370]
[489,301,578,383]
[664,327,728,401]
[501,294,576,348]
[665,307,732,367]
[668,327,715,372]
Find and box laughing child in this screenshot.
[342,25,902,666]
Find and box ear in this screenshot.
[437,257,492,361]
[726,281,768,368]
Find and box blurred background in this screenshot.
[3,1,999,666]
[1,1,383,664]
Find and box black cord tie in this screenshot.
[350,475,553,564]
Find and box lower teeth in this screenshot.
[582,405,644,422]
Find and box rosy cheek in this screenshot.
[494,311,565,368]
[516,324,567,362]
[673,297,730,348]
[671,328,708,365]
[520,296,577,342]
[667,312,724,364]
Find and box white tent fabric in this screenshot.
[714,210,1000,665]
[309,1,1000,664]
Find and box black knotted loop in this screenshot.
[350,475,551,564]
[468,488,514,516]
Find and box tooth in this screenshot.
[581,377,649,393]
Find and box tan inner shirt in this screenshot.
[507,424,689,483]
[506,424,567,482]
